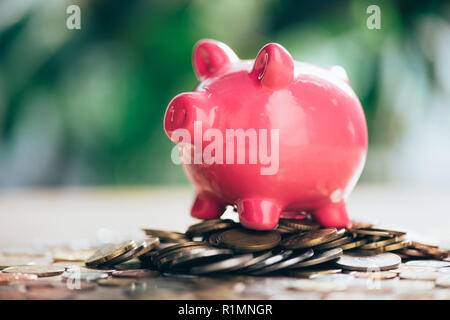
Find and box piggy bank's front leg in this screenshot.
[190,193,225,220]
[237,199,282,230]
[313,202,352,228]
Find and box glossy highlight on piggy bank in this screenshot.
[164,39,368,230]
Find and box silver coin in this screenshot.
[166,248,234,270]
[399,271,441,281]
[290,248,343,269]
[139,243,174,265]
[251,249,314,275]
[227,251,273,272]
[335,250,401,271]
[405,260,450,269]
[243,250,294,273]
[190,254,254,274]
[154,246,215,269]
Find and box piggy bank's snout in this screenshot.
[164,92,209,142]
[164,94,196,142]
[164,102,188,138]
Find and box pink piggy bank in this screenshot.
[164,39,368,230]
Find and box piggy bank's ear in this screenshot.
[329,65,350,84]
[193,39,238,81]
[251,43,294,90]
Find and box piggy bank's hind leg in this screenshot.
[190,193,225,220]
[313,202,352,228]
[237,199,282,230]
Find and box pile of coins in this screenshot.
[1,216,449,299]
[135,217,449,277]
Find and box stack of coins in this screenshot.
[131,218,450,277]
[1,217,450,300]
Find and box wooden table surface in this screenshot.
[0,184,449,249]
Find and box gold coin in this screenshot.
[141,229,187,242]
[186,219,237,237]
[281,228,337,249]
[314,235,353,250]
[0,257,36,269]
[2,265,65,277]
[360,236,403,250]
[218,228,281,252]
[350,221,375,229]
[411,241,438,249]
[52,248,97,262]
[85,240,136,267]
[375,240,412,252]
[399,248,428,258]
[2,248,46,258]
[278,218,320,231]
[275,225,298,234]
[410,243,449,260]
[187,219,228,230]
[349,227,406,238]
[339,238,369,251]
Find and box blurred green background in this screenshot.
[1,0,449,187]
